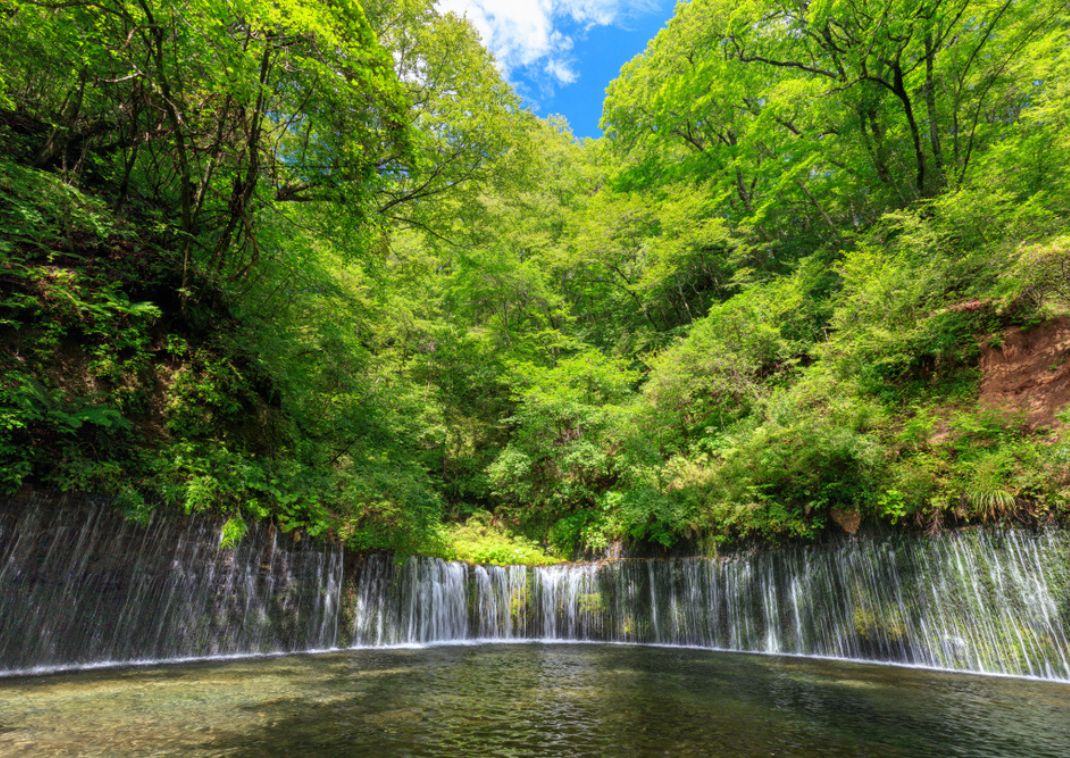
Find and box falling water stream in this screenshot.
[2,494,1069,680]
[350,532,1070,679]
[0,495,341,673]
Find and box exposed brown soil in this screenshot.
[979,316,1070,428]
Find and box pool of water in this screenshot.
[1,644,1069,756]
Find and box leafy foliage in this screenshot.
[2,0,1070,559]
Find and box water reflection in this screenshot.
[2,645,1069,756]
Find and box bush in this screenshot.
[431,511,561,566]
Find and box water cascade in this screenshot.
[0,495,342,673]
[2,494,1069,680]
[351,531,1070,680]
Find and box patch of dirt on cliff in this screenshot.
[980,316,1070,428]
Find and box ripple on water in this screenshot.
[1,644,1069,757]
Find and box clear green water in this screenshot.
[1,644,1069,756]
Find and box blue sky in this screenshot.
[437,0,677,139]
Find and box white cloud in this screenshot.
[437,0,657,87]
[544,57,578,85]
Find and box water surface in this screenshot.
[2,644,1069,756]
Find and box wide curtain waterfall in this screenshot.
[0,495,341,672]
[353,533,1070,679]
[2,494,1069,680]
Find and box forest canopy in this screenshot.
[2,0,1069,560]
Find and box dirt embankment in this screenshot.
[980,316,1070,428]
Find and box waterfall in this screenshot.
[350,530,1070,680]
[350,553,470,645]
[2,493,1069,681]
[0,494,342,673]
